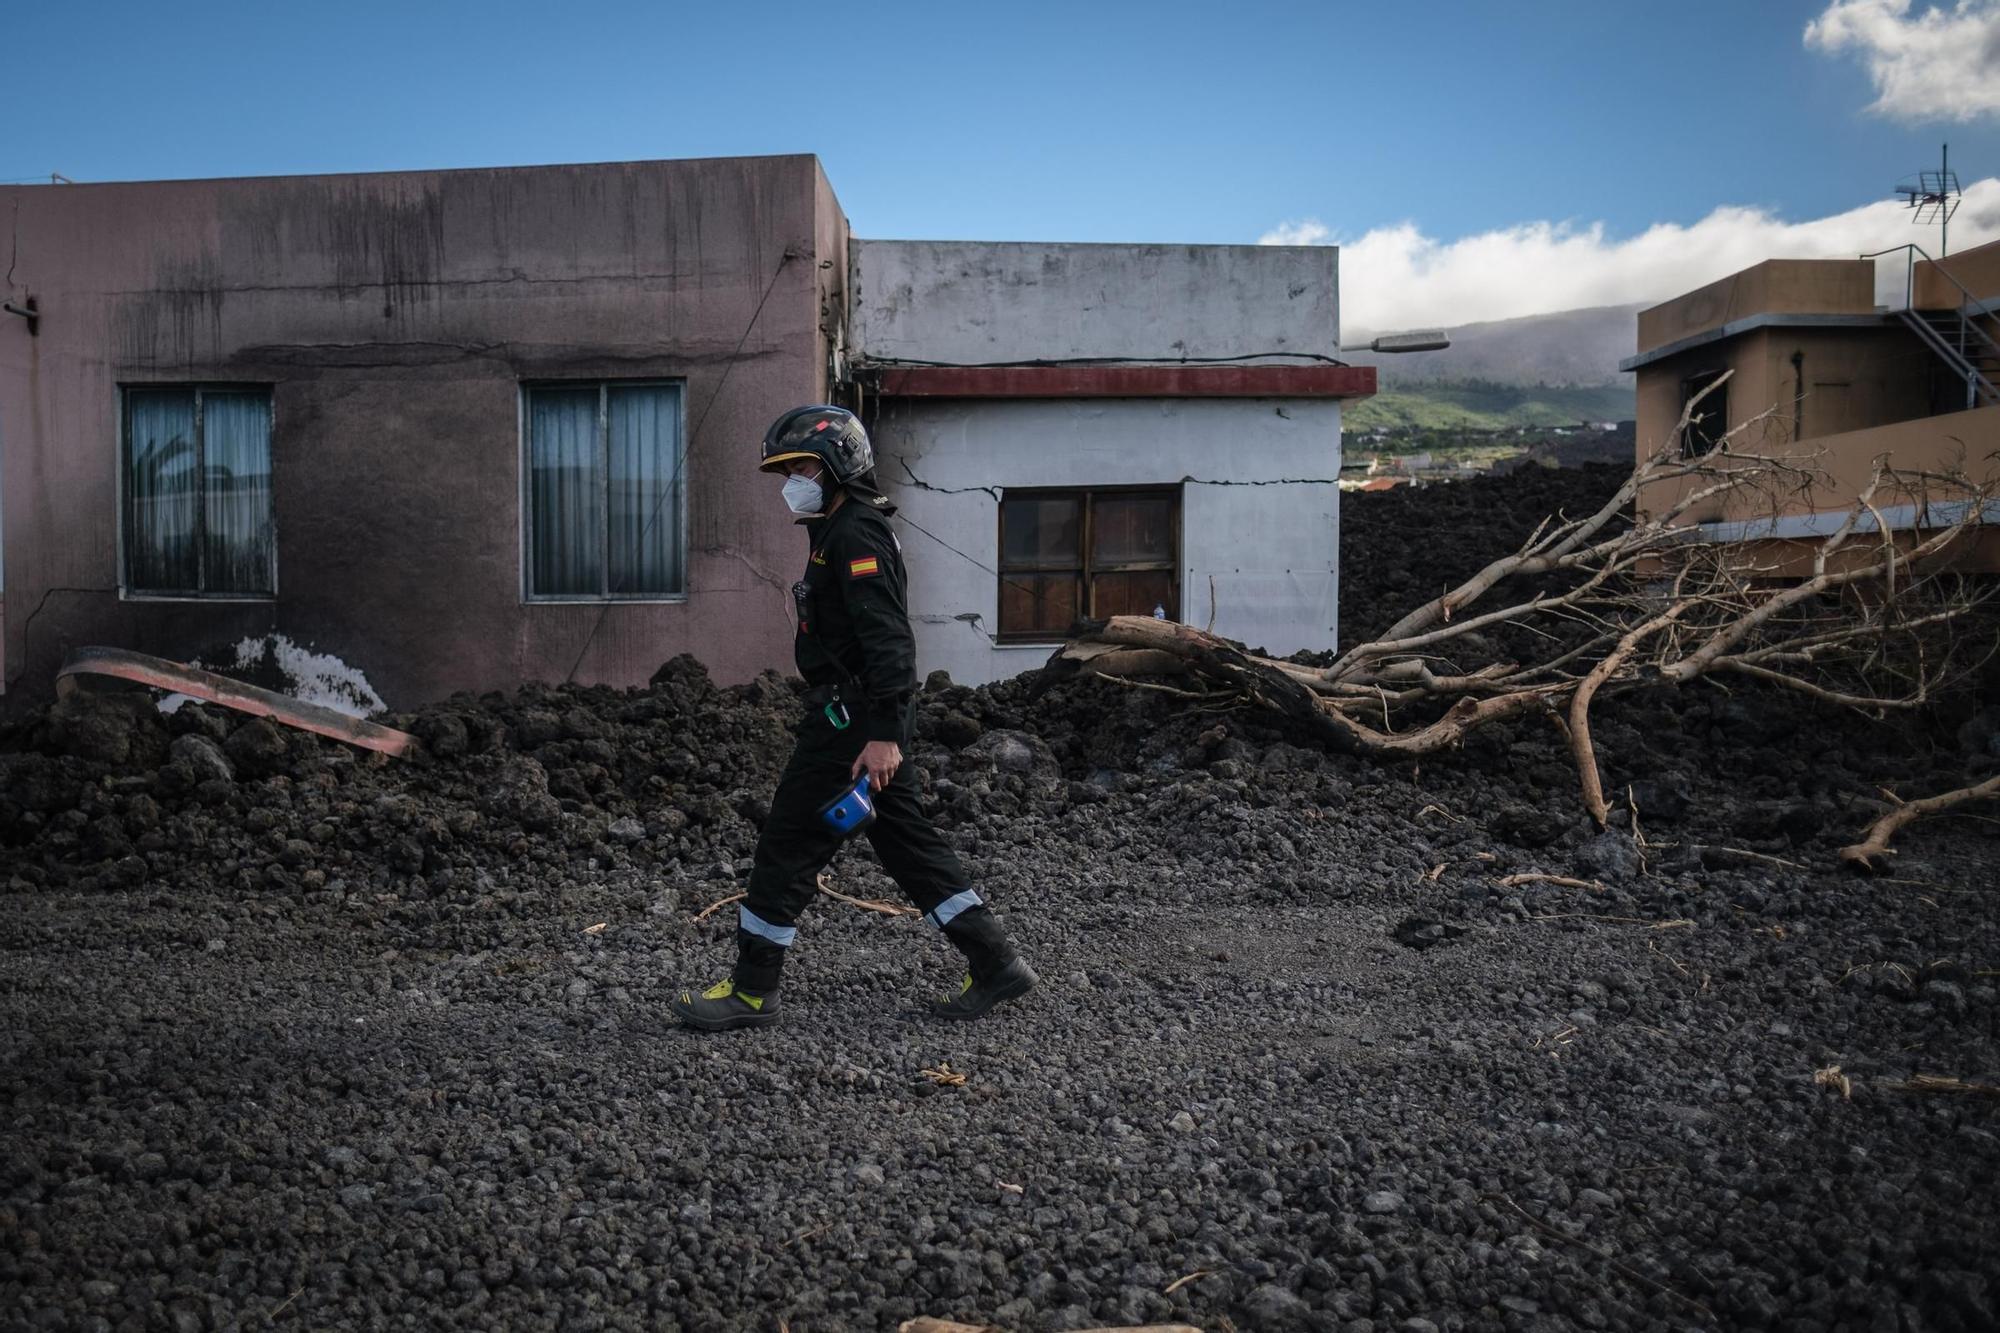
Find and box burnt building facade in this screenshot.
[1,155,848,706]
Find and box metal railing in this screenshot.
[1863,243,2000,410]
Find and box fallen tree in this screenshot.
[1048,385,1999,863]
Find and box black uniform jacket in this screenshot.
[794,492,917,745]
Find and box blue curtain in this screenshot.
[125,391,201,592]
[608,385,684,595]
[529,387,603,596]
[201,392,273,594]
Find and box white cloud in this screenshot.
[1258,219,1333,247]
[1259,177,2000,334]
[1804,0,2000,122]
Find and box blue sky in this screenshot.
[7,0,1999,327]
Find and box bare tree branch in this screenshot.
[1841,774,2000,870]
[1049,412,1996,842]
[1572,603,1689,827]
[1716,659,1934,711]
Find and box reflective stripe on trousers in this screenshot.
[927,889,982,929]
[739,905,798,947]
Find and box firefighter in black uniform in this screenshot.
[673,406,1037,1031]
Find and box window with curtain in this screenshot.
[122,387,274,597]
[525,381,685,599]
[996,486,1179,640]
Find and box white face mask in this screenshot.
[782,473,825,516]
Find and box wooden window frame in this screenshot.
[995,484,1181,643]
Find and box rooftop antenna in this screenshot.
[1895,143,1960,256]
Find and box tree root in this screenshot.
[1840,773,2000,870]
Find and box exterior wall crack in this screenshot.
[915,611,994,643]
[699,544,791,601]
[894,456,1000,501]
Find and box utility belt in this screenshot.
[799,683,915,737]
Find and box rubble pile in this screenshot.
[3,466,1997,1331]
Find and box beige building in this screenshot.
[1622,237,2000,571]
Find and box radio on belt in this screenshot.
[817,773,877,836]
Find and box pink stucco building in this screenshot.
[1,155,849,707]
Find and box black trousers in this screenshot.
[730,706,1015,994]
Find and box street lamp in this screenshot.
[1344,330,1450,354]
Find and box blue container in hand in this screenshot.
[818,773,877,836]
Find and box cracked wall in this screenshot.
[871,398,1343,686]
[850,237,1349,685]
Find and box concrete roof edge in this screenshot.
[1633,257,1876,319]
[1619,312,1892,372]
[1697,496,2000,543]
[0,153,825,193]
[852,237,1336,254]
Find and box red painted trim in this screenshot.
[868,364,1377,400]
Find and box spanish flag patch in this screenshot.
[847,555,881,579]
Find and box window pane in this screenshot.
[528,387,603,596]
[999,571,1081,637]
[1000,494,1081,570]
[126,391,200,592]
[202,393,273,594]
[607,385,683,596]
[1091,493,1175,566]
[1092,569,1174,619]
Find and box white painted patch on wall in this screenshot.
[155,634,387,717]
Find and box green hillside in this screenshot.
[1345,380,1634,432]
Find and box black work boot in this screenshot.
[930,956,1038,1021]
[673,978,781,1032]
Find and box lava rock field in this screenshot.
[3,466,1996,1332]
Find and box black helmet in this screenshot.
[759,405,874,483]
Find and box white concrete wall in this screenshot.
[853,240,1339,364]
[872,398,1342,687]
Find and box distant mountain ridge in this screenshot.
[1341,303,1641,432]
[1345,382,1635,433]
[1345,302,1644,388]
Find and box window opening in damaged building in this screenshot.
[996,486,1179,639]
[524,381,686,600]
[122,386,275,598]
[1680,370,1730,458]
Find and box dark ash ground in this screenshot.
[4,466,1997,1332]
